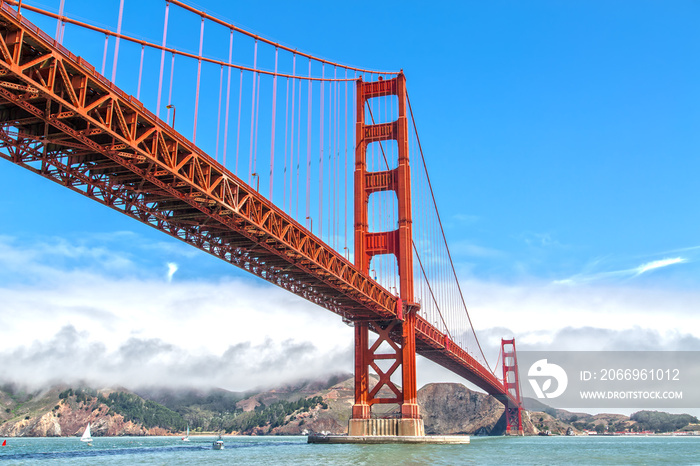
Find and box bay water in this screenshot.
[0,435,698,465]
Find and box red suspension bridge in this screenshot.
[0,0,522,436]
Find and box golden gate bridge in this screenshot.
[0,0,522,436]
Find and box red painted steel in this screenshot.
[0,3,521,419]
[352,74,419,419]
[501,339,524,435]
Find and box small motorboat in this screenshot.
[213,434,224,450]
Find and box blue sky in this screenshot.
[0,0,699,409]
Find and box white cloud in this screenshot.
[554,255,689,285]
[166,262,178,282]
[1,235,698,398]
[461,277,700,336]
[0,235,354,391]
[634,257,686,275]
[0,325,353,392]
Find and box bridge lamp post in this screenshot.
[166,104,176,128]
[305,216,313,233]
[371,268,377,281]
[251,173,259,192]
[343,246,349,260]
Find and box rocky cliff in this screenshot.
[418,383,505,435]
[0,386,171,437]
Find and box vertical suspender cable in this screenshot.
[54,0,65,40]
[215,65,223,161]
[100,34,109,76]
[253,73,261,183]
[330,77,334,241]
[296,73,302,219]
[435,194,441,328]
[235,69,243,174]
[339,75,343,250]
[166,53,175,125]
[335,71,339,248]
[327,70,332,244]
[306,60,312,230]
[328,68,334,246]
[336,77,341,249]
[319,64,324,239]
[248,40,258,183]
[192,16,205,144]
[136,45,144,100]
[156,2,169,119]
[330,71,339,250]
[333,68,338,249]
[334,77,338,248]
[110,0,124,83]
[223,29,233,167]
[283,69,289,212]
[269,48,278,200]
[289,54,297,213]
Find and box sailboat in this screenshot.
[181,425,190,442]
[80,423,93,446]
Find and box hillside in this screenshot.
[2,377,697,437]
[0,385,174,437]
[523,397,699,435]
[0,376,510,436]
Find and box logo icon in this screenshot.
[528,359,568,399]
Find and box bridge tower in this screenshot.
[349,72,424,437]
[501,338,524,435]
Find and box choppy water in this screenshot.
[0,435,699,465]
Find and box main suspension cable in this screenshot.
[8,0,398,81]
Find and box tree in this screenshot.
[631,410,699,433]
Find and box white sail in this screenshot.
[80,423,93,442]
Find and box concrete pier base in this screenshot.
[308,434,470,445]
[309,418,469,444]
[348,418,425,437]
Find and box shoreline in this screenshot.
[2,432,699,439]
